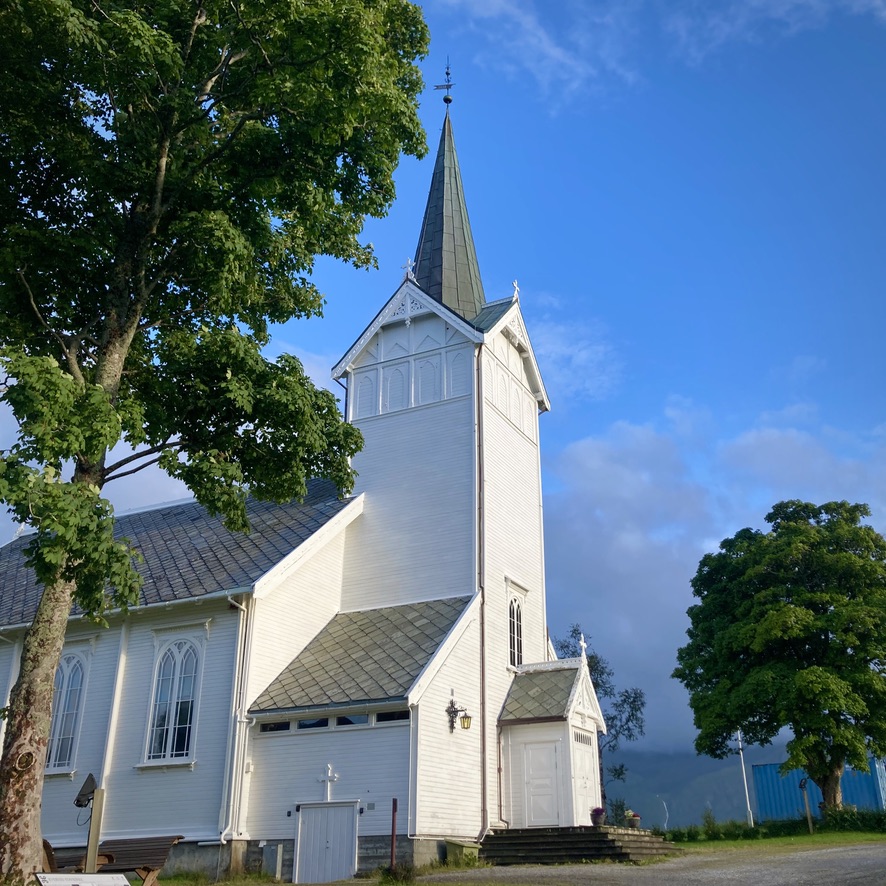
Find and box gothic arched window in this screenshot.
[509,599,523,667]
[147,639,199,760]
[47,653,85,770]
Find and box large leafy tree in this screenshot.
[556,624,646,806]
[673,501,886,811]
[0,0,428,879]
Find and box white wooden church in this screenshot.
[0,104,605,883]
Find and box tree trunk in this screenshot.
[0,576,76,885]
[814,765,844,812]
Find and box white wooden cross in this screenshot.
[579,633,587,659]
[402,257,416,280]
[319,762,339,801]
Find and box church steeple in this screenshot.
[412,105,486,321]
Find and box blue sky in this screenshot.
[287,0,886,750]
[5,0,885,754]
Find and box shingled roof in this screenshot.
[499,662,581,723]
[0,479,352,627]
[250,595,472,714]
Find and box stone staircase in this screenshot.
[480,825,682,865]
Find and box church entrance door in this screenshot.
[524,741,560,827]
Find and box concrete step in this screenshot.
[480,826,682,865]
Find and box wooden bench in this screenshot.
[45,835,182,886]
[43,841,114,873]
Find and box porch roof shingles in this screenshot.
[499,666,578,722]
[0,478,350,626]
[250,595,472,713]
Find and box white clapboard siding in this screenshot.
[476,331,548,819]
[40,624,124,843]
[81,601,239,841]
[246,531,346,704]
[341,394,476,611]
[414,617,483,837]
[244,722,410,839]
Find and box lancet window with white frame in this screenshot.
[46,651,87,771]
[145,627,207,763]
[508,597,523,667]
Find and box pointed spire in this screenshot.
[412,106,486,321]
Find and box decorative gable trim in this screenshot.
[252,494,365,598]
[481,301,550,412]
[565,658,606,732]
[332,282,482,381]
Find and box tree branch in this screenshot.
[17,269,84,383]
[103,455,164,482]
[103,440,180,477]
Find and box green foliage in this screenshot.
[377,863,416,884]
[701,807,722,840]
[607,797,627,822]
[821,807,886,832]
[685,824,701,842]
[0,0,429,615]
[673,501,886,807]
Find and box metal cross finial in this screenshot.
[512,279,520,299]
[579,633,587,658]
[434,59,455,105]
[402,256,416,280]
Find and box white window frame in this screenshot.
[506,579,529,669]
[143,625,208,765]
[46,650,89,772]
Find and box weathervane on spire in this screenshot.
[434,59,454,106]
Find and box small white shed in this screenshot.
[499,659,606,828]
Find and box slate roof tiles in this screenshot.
[251,595,472,713]
[499,664,580,722]
[0,478,351,627]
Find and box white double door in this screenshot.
[293,801,359,884]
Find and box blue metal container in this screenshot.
[753,758,886,820]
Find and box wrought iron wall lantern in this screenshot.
[445,698,472,732]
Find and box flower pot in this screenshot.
[591,812,606,826]
[627,817,640,829]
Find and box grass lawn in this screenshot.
[677,829,886,855]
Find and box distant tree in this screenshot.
[673,501,886,811]
[0,0,428,880]
[556,624,646,806]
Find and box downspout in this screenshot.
[496,724,510,828]
[476,344,489,841]
[407,703,419,838]
[98,620,130,788]
[220,593,253,845]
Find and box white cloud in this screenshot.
[543,398,886,750]
[530,318,622,400]
[428,0,886,94]
[428,0,640,101]
[757,401,819,426]
[662,0,886,62]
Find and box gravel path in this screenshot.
[416,844,886,885]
